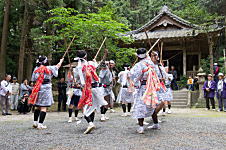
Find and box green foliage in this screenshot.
[41,4,134,65]
[200,57,210,74]
[177,76,188,89]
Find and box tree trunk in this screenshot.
[25,51,33,80]
[0,0,11,79]
[18,1,28,82]
[207,35,214,74]
[224,2,226,73]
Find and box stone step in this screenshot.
[171,105,188,108]
[172,99,188,102]
[171,101,187,105]
[173,95,188,99]
[172,91,188,94]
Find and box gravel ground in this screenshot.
[0,108,226,150]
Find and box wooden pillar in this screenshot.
[207,35,214,74]
[183,49,186,76]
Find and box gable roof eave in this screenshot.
[129,6,200,35]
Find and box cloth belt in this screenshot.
[92,83,110,88]
[165,85,170,88]
[92,83,102,88]
[43,79,50,84]
[69,86,81,89]
[141,80,147,85]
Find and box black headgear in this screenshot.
[77,50,87,59]
[136,48,147,58]
[123,63,130,68]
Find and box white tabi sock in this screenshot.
[89,122,94,126]
[139,126,144,130]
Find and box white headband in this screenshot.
[74,54,87,61]
[136,53,147,58]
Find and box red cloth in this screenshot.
[28,65,52,105]
[78,64,99,109]
[142,63,166,108]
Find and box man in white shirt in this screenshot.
[0,74,12,115]
[11,77,20,110]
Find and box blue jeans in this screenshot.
[188,84,194,91]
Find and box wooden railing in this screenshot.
[186,71,198,77]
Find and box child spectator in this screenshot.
[187,76,194,91]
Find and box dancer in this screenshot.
[148,51,167,130]
[129,48,160,134]
[75,50,107,134]
[99,62,113,121]
[109,60,117,113]
[162,67,173,115]
[29,56,64,129]
[66,67,82,123]
[117,63,134,116]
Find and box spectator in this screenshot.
[29,81,34,95]
[213,63,220,82]
[0,74,12,115]
[203,74,216,111]
[20,79,32,98]
[17,93,30,114]
[57,77,67,112]
[193,76,199,90]
[216,73,226,112]
[169,66,179,90]
[11,77,20,110]
[187,76,194,91]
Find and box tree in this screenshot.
[18,0,28,82]
[42,3,135,68]
[0,0,11,79]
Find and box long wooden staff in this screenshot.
[94,37,107,60]
[132,38,161,66]
[147,38,161,54]
[62,35,76,59]
[63,37,76,83]
[160,41,164,62]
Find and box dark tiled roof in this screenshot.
[128,6,199,35]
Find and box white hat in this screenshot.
[218,73,224,76]
[109,60,115,64]
[214,63,218,65]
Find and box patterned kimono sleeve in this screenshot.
[99,69,107,79]
[73,68,80,81]
[168,74,174,81]
[48,66,59,77]
[129,63,143,84]
[117,72,122,84]
[31,67,38,82]
[160,66,167,79]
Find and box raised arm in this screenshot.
[56,58,64,69]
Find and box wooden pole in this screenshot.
[132,38,161,66]
[62,35,76,59]
[160,41,163,62]
[147,38,161,54]
[64,37,76,83]
[224,48,226,74]
[207,35,214,74]
[94,37,107,60]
